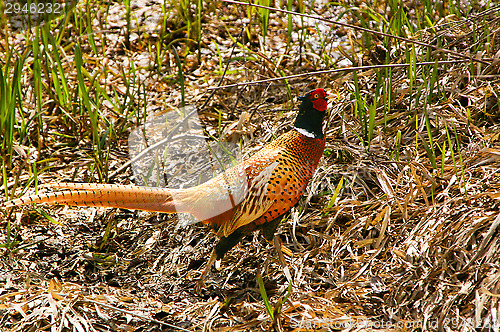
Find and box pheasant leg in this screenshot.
[195,249,217,293]
[273,234,293,285]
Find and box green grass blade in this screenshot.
[257,271,274,321]
[323,176,344,216]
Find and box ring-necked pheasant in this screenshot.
[2,88,328,289]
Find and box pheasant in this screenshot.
[2,88,328,289]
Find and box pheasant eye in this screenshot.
[313,93,319,99]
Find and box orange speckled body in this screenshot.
[178,129,326,238]
[237,130,325,226]
[254,131,325,221]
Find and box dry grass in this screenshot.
[1,0,500,331]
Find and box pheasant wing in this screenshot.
[218,147,283,237]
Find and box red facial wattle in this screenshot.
[310,89,328,112]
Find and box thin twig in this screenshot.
[208,60,468,90]
[82,299,191,331]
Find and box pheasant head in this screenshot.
[294,88,328,139]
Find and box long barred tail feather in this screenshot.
[1,183,178,213]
